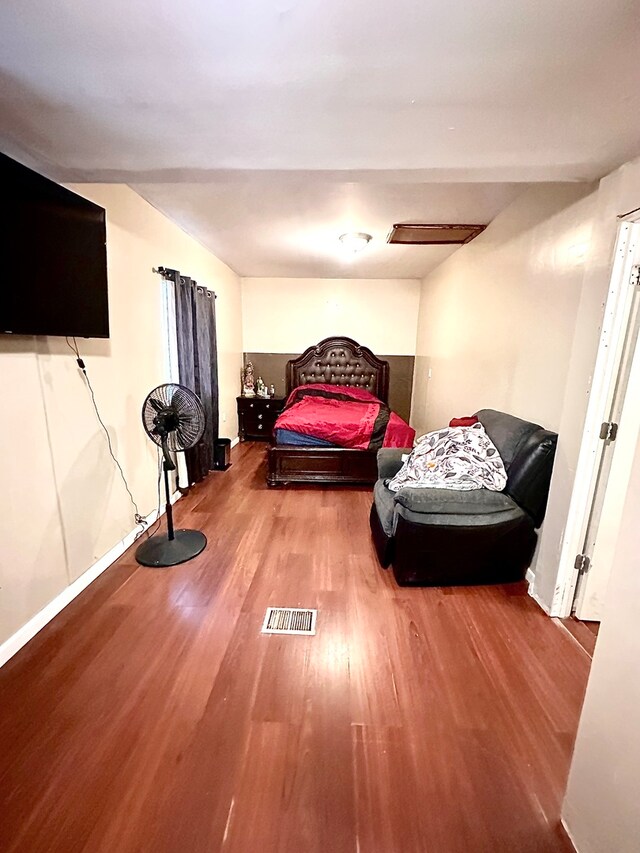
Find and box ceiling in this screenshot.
[132,177,524,278]
[1,0,640,278]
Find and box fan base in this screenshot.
[135,529,207,568]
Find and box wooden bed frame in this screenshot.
[267,336,390,486]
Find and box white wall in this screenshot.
[411,184,597,436]
[411,183,598,607]
[242,277,421,355]
[562,425,640,852]
[0,185,242,648]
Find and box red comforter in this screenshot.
[274,383,415,449]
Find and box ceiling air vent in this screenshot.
[387,223,486,245]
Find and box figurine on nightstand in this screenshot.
[256,376,269,398]
[268,384,275,397]
[242,361,255,397]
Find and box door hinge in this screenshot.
[599,421,619,441]
[630,265,640,287]
[574,553,591,574]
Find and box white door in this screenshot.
[574,282,640,619]
[552,220,640,619]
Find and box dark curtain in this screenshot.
[171,270,219,485]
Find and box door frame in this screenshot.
[550,218,640,618]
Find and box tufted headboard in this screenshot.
[286,336,390,403]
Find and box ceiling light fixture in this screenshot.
[339,232,372,253]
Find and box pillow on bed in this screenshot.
[286,383,381,406]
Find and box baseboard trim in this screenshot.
[0,491,181,669]
[231,436,240,448]
[527,582,551,615]
[525,568,535,585]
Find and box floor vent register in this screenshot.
[261,607,317,635]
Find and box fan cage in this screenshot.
[142,383,206,451]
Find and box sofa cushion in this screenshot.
[373,478,398,537]
[373,479,526,531]
[393,485,519,516]
[396,501,526,528]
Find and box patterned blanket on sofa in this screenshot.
[387,422,507,492]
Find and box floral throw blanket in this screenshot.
[387,422,507,492]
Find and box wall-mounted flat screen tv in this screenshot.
[0,152,109,338]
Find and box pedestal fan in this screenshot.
[135,383,207,567]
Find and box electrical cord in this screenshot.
[66,336,148,538]
[145,447,164,539]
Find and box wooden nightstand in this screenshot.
[237,396,286,441]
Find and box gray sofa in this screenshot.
[370,409,558,586]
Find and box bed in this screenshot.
[267,336,412,486]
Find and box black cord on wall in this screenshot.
[65,336,148,539]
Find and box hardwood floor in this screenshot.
[557,617,600,658]
[0,442,589,853]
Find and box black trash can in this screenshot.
[214,438,232,470]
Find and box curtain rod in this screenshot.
[152,266,216,297]
[152,266,175,278]
[618,204,640,220]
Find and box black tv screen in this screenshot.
[0,152,109,338]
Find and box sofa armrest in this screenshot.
[377,448,411,480]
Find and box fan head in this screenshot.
[142,383,205,452]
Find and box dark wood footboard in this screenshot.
[267,445,378,486]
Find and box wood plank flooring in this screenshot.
[557,616,600,657]
[0,442,589,853]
